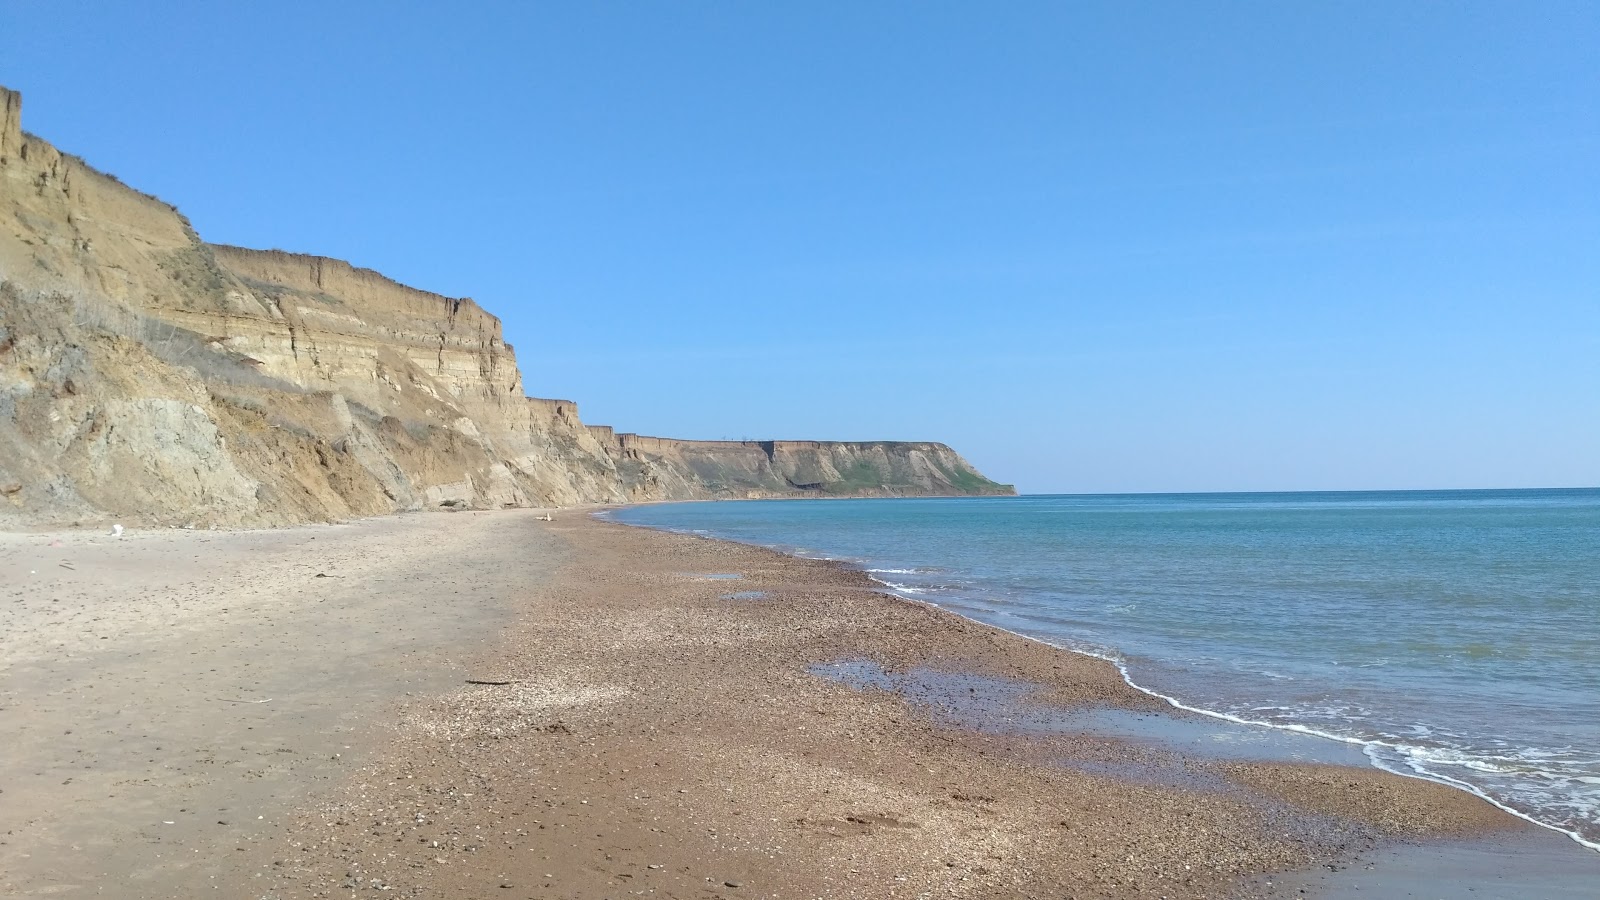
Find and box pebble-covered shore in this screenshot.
[253,513,1521,899]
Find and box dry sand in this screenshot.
[1,512,564,896]
[3,509,1594,898]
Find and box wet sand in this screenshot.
[3,510,1594,898]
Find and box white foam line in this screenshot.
[871,578,927,595]
[867,583,1600,854]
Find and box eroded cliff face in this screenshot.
[604,436,1009,500]
[0,87,1012,527]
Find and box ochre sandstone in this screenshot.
[0,86,1013,527]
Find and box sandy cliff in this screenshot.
[0,86,1012,527]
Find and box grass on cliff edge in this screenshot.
[822,459,890,494]
[821,459,1006,494]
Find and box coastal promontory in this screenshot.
[0,86,1012,527]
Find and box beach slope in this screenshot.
[7,511,1587,898]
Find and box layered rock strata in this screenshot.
[0,86,1012,526]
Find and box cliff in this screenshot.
[0,86,1013,527]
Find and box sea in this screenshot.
[606,489,1600,852]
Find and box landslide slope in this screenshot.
[0,87,1012,527]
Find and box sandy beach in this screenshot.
[3,509,1595,899]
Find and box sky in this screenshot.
[3,2,1596,493]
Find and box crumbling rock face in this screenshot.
[0,86,1013,527]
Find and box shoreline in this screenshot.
[3,509,1595,897]
[875,579,1600,856]
[605,501,1600,856]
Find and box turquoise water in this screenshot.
[608,489,1600,850]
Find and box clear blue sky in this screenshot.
[4,2,1596,493]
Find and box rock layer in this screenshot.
[0,86,1012,526]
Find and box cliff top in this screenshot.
[209,244,489,319]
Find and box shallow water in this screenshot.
[611,489,1600,851]
[809,658,1367,766]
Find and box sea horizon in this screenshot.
[1019,486,1599,497]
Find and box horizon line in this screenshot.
[1012,485,1599,498]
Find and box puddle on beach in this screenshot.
[721,591,768,601]
[1058,706,1368,766]
[809,659,1365,767]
